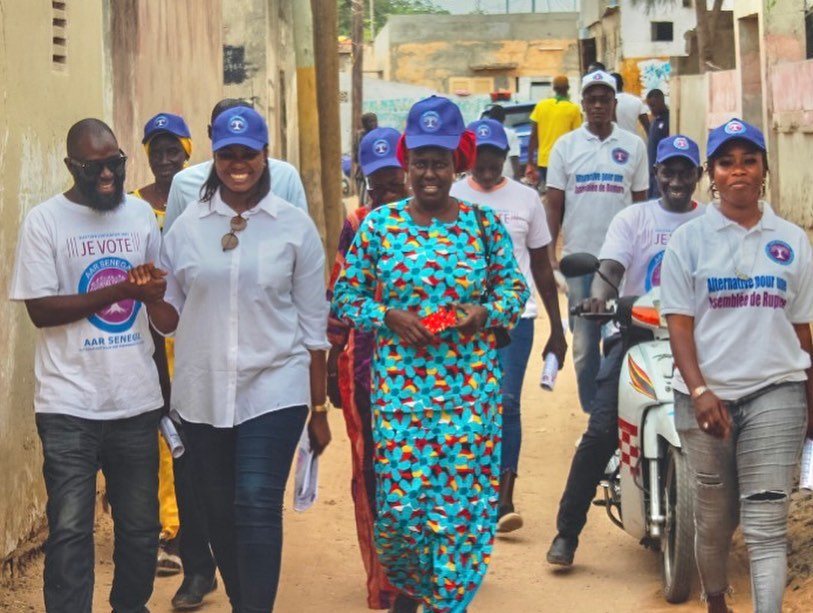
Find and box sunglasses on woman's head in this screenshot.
[221,215,248,251]
[67,150,127,179]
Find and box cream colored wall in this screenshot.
[0,0,110,562]
[111,0,223,192]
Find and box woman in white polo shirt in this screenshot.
[131,106,331,612]
[661,118,813,613]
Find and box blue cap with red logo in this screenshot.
[467,119,509,152]
[707,118,766,159]
[656,134,701,166]
[212,107,268,152]
[142,112,191,144]
[359,127,402,176]
[404,95,465,151]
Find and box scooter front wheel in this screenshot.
[661,446,695,603]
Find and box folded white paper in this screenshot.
[801,438,813,491]
[293,426,319,512]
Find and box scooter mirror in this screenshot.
[559,253,600,278]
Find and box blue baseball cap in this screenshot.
[142,112,191,144]
[467,119,509,151]
[404,95,465,150]
[211,106,268,152]
[359,127,402,176]
[707,118,766,159]
[656,135,701,166]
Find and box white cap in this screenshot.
[581,70,617,95]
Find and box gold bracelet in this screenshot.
[311,404,329,413]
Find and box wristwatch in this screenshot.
[690,385,711,400]
[311,404,329,414]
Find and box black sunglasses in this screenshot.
[67,150,127,179]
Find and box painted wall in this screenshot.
[373,13,580,93]
[0,0,110,565]
[111,0,223,191]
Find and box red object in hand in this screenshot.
[421,306,459,334]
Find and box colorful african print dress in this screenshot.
[332,199,528,613]
[327,206,397,610]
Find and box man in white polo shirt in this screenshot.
[546,135,704,567]
[544,70,649,413]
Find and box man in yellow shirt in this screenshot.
[525,75,582,193]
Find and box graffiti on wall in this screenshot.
[638,59,671,95]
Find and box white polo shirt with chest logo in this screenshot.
[547,123,649,256]
[661,202,813,400]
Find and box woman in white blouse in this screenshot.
[132,106,331,612]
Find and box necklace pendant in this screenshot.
[735,271,750,281]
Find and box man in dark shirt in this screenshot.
[645,89,669,197]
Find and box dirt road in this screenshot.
[6,315,813,612]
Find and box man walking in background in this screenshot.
[645,89,670,197]
[612,73,650,136]
[544,71,649,414]
[525,75,582,193]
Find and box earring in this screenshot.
[761,180,766,197]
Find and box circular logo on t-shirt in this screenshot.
[765,240,794,265]
[420,111,442,132]
[645,250,665,292]
[372,138,390,157]
[612,147,630,165]
[228,116,248,134]
[724,120,745,135]
[673,137,689,150]
[78,257,141,333]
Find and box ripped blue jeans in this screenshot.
[675,382,807,613]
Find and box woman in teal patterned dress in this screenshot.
[332,96,528,613]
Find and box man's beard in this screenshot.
[76,175,125,212]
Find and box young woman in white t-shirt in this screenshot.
[661,119,813,613]
[451,118,567,533]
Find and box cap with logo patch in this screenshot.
[211,107,268,152]
[707,118,766,159]
[581,70,617,95]
[404,95,465,151]
[467,119,509,152]
[142,112,191,145]
[656,134,701,166]
[359,127,402,176]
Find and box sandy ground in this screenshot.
[3,313,813,613]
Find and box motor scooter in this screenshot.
[560,253,696,604]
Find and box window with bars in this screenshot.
[52,1,67,70]
[651,21,674,42]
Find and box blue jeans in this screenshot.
[35,409,161,613]
[555,337,623,539]
[566,273,602,413]
[676,383,807,612]
[182,406,308,613]
[497,317,535,474]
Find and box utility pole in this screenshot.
[351,0,364,196]
[292,0,327,245]
[311,0,343,264]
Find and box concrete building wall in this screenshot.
[221,0,299,164]
[374,13,580,94]
[111,0,223,191]
[0,0,111,564]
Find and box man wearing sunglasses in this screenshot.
[163,98,307,232]
[9,118,167,613]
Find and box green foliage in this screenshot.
[338,0,450,39]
